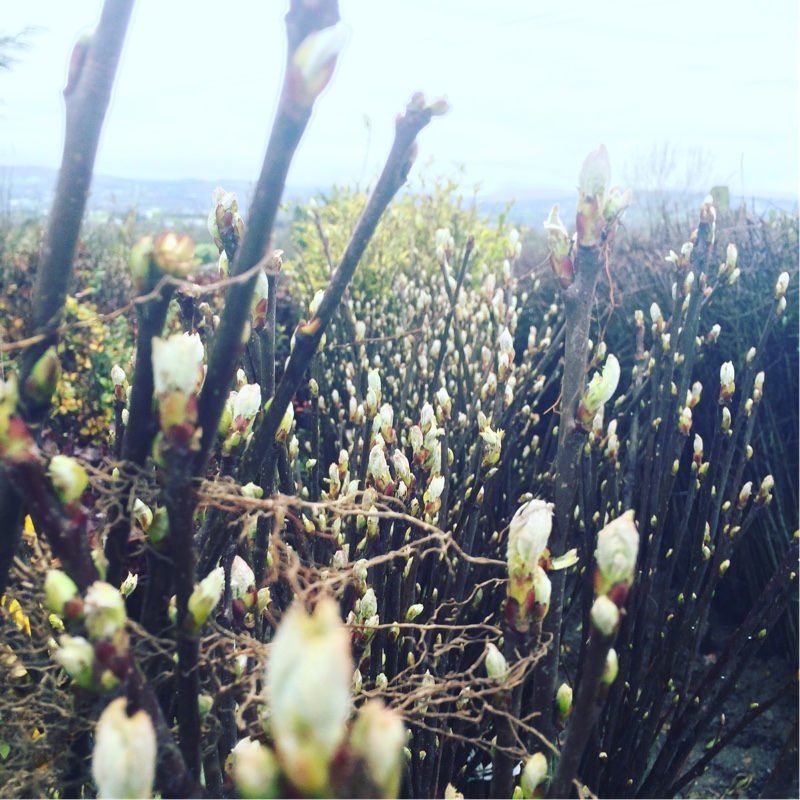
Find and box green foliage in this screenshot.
[50,294,133,445]
[288,175,514,304]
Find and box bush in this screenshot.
[0,3,796,799]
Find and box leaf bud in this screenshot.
[84,581,127,640]
[45,570,81,618]
[348,699,406,799]
[229,738,281,800]
[774,271,789,299]
[520,752,549,799]
[602,647,619,685]
[594,510,639,597]
[485,642,508,683]
[590,595,620,638]
[186,567,224,632]
[92,697,156,800]
[556,683,573,723]
[48,455,88,507]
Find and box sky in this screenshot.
[0,0,797,201]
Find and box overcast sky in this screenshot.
[0,1,797,200]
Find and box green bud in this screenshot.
[25,346,61,406]
[48,455,88,506]
[54,634,95,690]
[186,567,224,632]
[147,506,170,547]
[485,642,508,683]
[591,595,620,638]
[556,683,573,723]
[84,581,127,640]
[45,570,80,617]
[229,738,281,799]
[602,648,619,685]
[520,752,548,799]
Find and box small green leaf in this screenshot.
[0,742,10,760]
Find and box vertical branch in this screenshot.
[19,0,134,413]
[239,97,445,483]
[164,457,202,778]
[0,0,134,596]
[531,244,604,746]
[194,0,342,470]
[106,285,174,585]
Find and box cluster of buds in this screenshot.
[756,474,775,506]
[590,511,640,639]
[265,598,353,795]
[719,361,735,404]
[92,697,156,800]
[24,345,62,407]
[698,195,717,244]
[374,402,396,445]
[231,555,257,625]
[286,22,349,111]
[575,145,632,250]
[435,227,455,262]
[186,566,225,633]
[774,271,789,317]
[544,204,573,288]
[392,448,414,499]
[47,455,88,510]
[364,369,382,417]
[151,333,205,450]
[423,474,445,519]
[505,499,554,631]
[325,449,354,501]
[207,186,244,261]
[368,442,394,495]
[686,380,703,409]
[411,401,443,472]
[129,231,195,289]
[50,579,130,693]
[665,241,694,270]
[718,243,738,282]
[220,382,262,455]
[497,327,515,382]
[0,374,37,463]
[577,354,620,429]
[477,410,503,470]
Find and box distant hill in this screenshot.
[0,166,319,219]
[1,166,796,228]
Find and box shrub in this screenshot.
[0,2,796,798]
